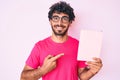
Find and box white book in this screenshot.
[77,29,103,61]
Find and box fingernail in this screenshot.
[85,62,88,65]
[61,53,64,55]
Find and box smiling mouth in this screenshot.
[56,26,64,30]
[52,25,68,36]
[55,25,65,30]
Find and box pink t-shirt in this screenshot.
[26,36,86,80]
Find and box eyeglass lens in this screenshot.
[52,16,69,23]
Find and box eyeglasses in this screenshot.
[51,16,69,23]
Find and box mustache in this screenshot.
[54,25,65,28]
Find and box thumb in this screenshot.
[45,55,53,60]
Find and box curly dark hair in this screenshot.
[48,1,75,22]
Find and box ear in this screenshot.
[69,21,72,24]
[49,19,52,24]
[69,21,72,26]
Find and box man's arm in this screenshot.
[20,53,64,80]
[78,58,103,80]
[20,65,44,80]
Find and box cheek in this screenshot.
[64,22,71,27]
[50,20,71,27]
[50,21,56,26]
[66,24,70,28]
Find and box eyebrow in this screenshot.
[52,15,69,18]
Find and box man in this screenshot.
[20,1,102,80]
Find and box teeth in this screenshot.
[56,27,63,30]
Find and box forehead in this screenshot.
[52,12,69,17]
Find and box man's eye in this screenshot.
[54,17,59,20]
[63,17,69,21]
[63,18,68,20]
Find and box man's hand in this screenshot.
[86,57,103,75]
[41,53,64,75]
[78,57,103,80]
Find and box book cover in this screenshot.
[77,29,103,61]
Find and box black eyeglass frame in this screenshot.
[51,16,70,23]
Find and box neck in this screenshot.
[51,33,68,43]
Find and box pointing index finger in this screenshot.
[51,53,64,61]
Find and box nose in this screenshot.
[58,18,63,25]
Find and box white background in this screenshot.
[0,0,120,80]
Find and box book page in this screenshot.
[77,29,103,61]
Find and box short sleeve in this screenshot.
[77,60,87,68]
[26,44,40,69]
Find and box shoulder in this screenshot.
[68,36,79,43]
[35,36,50,47]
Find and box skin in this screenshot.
[20,53,64,80]
[78,57,103,80]
[20,12,103,80]
[50,12,71,43]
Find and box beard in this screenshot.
[51,24,69,36]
